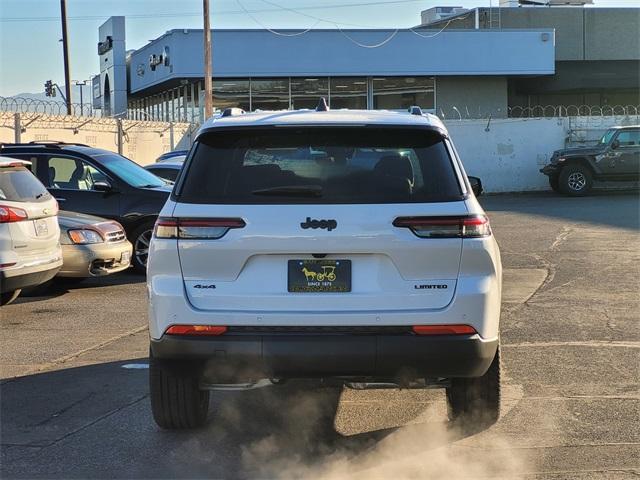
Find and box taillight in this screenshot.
[0,205,28,223]
[165,325,227,336]
[154,217,245,239]
[412,325,477,335]
[393,215,491,238]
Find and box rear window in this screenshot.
[0,167,51,203]
[177,127,462,204]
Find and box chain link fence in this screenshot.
[0,111,198,165]
[2,97,639,166]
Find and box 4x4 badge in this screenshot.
[300,217,337,231]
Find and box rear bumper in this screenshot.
[0,264,60,293]
[150,332,498,381]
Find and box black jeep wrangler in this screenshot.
[540,126,639,196]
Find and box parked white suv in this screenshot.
[147,106,502,430]
[0,158,62,305]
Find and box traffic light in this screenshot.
[44,80,55,97]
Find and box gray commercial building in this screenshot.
[93,5,638,122]
[419,6,640,114]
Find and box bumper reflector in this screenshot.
[412,325,477,335]
[165,325,228,336]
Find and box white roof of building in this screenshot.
[200,109,446,131]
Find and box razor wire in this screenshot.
[3,96,639,124]
[436,104,639,120]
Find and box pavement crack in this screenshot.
[602,308,624,335]
[520,224,574,303]
[34,392,96,426]
[550,225,573,251]
[34,394,149,450]
[1,325,148,383]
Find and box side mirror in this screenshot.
[93,181,112,192]
[611,139,620,150]
[468,176,483,197]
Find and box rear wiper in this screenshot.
[251,185,323,197]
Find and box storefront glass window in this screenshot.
[329,77,367,109]
[213,79,250,111]
[251,78,289,111]
[291,78,328,109]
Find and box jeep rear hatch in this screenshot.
[170,126,469,313]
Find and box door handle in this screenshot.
[55,197,66,202]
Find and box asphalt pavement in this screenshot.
[1,192,639,479]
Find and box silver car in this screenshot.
[57,211,132,281]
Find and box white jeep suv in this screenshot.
[1,158,62,305]
[147,105,502,430]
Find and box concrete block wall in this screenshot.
[446,117,565,192]
[445,114,639,192]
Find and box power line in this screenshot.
[409,12,473,38]
[236,0,322,36]
[252,0,472,46]
[0,0,428,23]
[257,0,385,28]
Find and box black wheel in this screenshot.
[548,175,561,193]
[446,345,501,432]
[131,221,155,273]
[149,350,210,429]
[0,289,21,306]
[559,164,593,196]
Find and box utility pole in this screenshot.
[203,0,213,119]
[60,0,72,115]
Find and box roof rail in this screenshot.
[0,141,90,149]
[408,106,423,116]
[316,97,329,112]
[30,140,91,147]
[221,107,246,118]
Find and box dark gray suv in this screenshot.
[540,125,640,195]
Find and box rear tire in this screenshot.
[446,345,501,432]
[0,289,21,306]
[149,350,210,429]
[559,164,593,196]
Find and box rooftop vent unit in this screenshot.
[421,6,468,26]
[502,0,593,6]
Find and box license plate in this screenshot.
[121,251,131,264]
[34,219,48,237]
[288,259,351,293]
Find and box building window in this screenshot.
[372,77,435,110]
[291,78,329,109]
[330,77,367,110]
[213,79,250,111]
[251,78,289,111]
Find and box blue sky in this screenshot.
[0,0,636,96]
